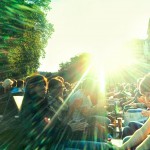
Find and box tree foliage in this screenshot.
[0,0,54,80]
[25,0,51,9]
[58,53,92,83]
[127,39,144,59]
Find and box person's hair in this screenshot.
[17,79,24,88]
[19,75,49,139]
[20,75,48,118]
[55,76,64,83]
[64,82,72,90]
[24,76,31,87]
[139,73,150,95]
[2,78,13,88]
[11,79,17,87]
[26,74,47,93]
[22,75,47,106]
[48,77,63,90]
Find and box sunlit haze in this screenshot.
[38,0,150,72]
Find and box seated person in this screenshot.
[67,78,110,141]
[0,75,52,149]
[47,77,68,129]
[122,95,149,138]
[116,73,150,150]
[0,79,14,114]
[122,78,143,112]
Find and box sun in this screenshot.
[86,47,138,94]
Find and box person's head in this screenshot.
[24,76,31,87]
[17,79,24,88]
[11,79,17,88]
[64,82,72,90]
[2,78,13,90]
[25,75,48,100]
[81,78,98,97]
[55,76,64,84]
[139,73,150,107]
[48,77,64,97]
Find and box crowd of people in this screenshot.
[0,72,150,150]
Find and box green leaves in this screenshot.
[58,53,92,82]
[0,0,54,79]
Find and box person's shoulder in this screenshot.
[146,117,150,123]
[141,117,150,132]
[71,89,83,97]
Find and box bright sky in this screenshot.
[38,0,150,72]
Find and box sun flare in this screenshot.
[91,47,138,74]
[86,46,139,92]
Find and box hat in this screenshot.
[2,79,13,88]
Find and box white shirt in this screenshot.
[68,89,92,121]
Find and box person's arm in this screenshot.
[79,106,92,116]
[122,98,134,106]
[119,117,150,150]
[128,103,137,108]
[80,104,106,117]
[136,135,150,150]
[65,98,83,121]
[141,110,150,117]
[136,103,146,108]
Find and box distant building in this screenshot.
[143,19,150,63]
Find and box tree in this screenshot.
[0,0,54,79]
[0,51,11,80]
[127,39,144,59]
[58,53,92,83]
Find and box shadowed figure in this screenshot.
[0,75,51,149]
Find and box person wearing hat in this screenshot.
[0,78,14,116]
[2,79,13,93]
